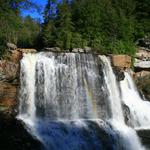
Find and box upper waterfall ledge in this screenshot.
[0,51,131,117]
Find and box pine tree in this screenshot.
[55,0,73,50]
[42,0,56,47]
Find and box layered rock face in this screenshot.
[0,47,42,150]
[0,48,37,115]
[134,47,150,71]
[0,60,19,115]
[111,55,131,69]
[110,55,132,81]
[133,47,150,101]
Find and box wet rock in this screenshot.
[122,104,133,127]
[0,113,42,150]
[137,129,150,149]
[113,68,125,81]
[111,55,131,69]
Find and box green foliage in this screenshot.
[0,0,150,58]
[41,0,150,56]
[17,16,40,48]
[109,40,136,55]
[55,0,73,49]
[0,0,40,58]
[71,33,87,48]
[42,21,55,47]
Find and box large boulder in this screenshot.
[111,55,131,69]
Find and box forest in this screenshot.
[0,0,150,58]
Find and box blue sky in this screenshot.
[21,0,47,22]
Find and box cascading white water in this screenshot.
[100,56,145,150]
[18,52,145,150]
[18,53,38,122]
[99,56,124,122]
[120,72,150,129]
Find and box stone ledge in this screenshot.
[110,55,131,69]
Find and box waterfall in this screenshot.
[18,52,145,150]
[100,56,144,150]
[99,56,124,122]
[18,53,37,122]
[120,72,150,129]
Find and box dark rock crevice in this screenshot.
[0,112,42,150]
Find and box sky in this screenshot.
[21,0,47,22]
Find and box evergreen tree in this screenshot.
[55,0,73,50]
[17,16,40,48]
[0,0,40,57]
[42,0,56,47]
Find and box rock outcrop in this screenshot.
[134,47,150,71]
[0,113,42,150]
[133,71,150,78]
[11,50,23,63]
[0,83,17,112]
[137,129,150,149]
[0,60,19,82]
[113,68,125,81]
[18,48,37,53]
[134,59,150,70]
[0,60,19,115]
[135,74,150,101]
[111,55,131,69]
[136,48,150,60]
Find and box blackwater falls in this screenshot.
[17,52,150,150]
